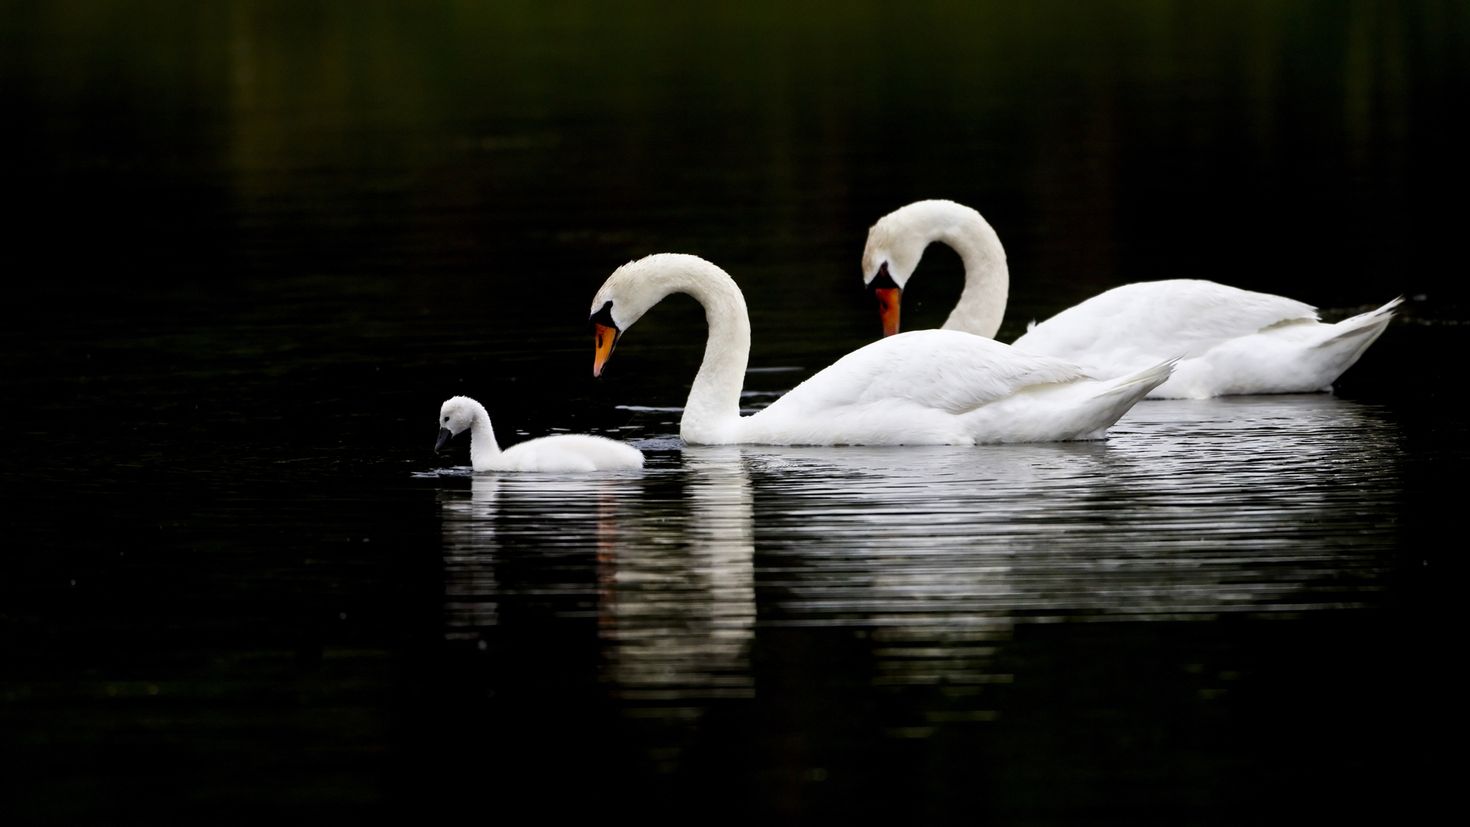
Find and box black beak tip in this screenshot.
[434,428,453,452]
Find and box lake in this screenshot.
[2,1,1464,824]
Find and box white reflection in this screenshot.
[599,447,755,711]
[439,474,502,638]
[435,395,1403,727]
[738,395,1402,696]
[435,455,756,715]
[437,471,647,638]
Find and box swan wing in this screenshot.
[1013,279,1319,362]
[760,329,1091,419]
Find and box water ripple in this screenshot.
[432,394,1403,743]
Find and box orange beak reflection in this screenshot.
[874,287,902,337]
[593,322,619,377]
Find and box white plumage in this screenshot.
[862,199,1402,399]
[436,396,644,472]
[589,253,1171,446]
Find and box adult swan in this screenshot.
[861,199,1402,399]
[589,253,1172,446]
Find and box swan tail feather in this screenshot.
[1315,296,1402,348]
[1066,359,1175,440]
[1098,358,1177,400]
[1307,297,1402,386]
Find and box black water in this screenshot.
[3,2,1466,824]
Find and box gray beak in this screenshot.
[435,428,453,452]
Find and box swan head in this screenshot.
[436,395,478,451]
[589,298,622,378]
[863,199,988,337]
[589,253,713,377]
[862,207,934,337]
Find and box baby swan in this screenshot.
[435,396,644,472]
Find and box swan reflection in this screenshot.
[749,395,1400,624]
[436,452,755,717]
[436,394,1402,733]
[599,447,755,709]
[740,395,1402,701]
[438,474,502,637]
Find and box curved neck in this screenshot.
[657,259,752,443]
[466,402,501,468]
[931,208,1010,339]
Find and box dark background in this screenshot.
[6,0,1465,441]
[2,1,1465,824]
[6,1,1466,317]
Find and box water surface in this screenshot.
[2,2,1464,824]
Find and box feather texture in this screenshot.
[590,253,1169,445]
[437,396,644,472]
[862,200,1400,399]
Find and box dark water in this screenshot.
[2,2,1466,824]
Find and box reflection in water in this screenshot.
[437,394,1402,750]
[756,395,1400,623]
[438,473,501,637]
[596,447,755,714]
[436,451,756,729]
[743,395,1401,727]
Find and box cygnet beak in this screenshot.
[434,427,454,452]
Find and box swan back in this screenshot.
[740,330,1169,445]
[499,434,646,472]
[1007,281,1400,398]
[1011,279,1320,361]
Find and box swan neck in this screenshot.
[467,403,501,468]
[938,215,1009,339]
[678,266,750,443]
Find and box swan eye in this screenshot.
[442,416,449,423]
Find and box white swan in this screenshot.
[588,253,1173,446]
[861,199,1403,399]
[435,396,644,472]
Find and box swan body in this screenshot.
[589,253,1171,446]
[436,396,644,472]
[862,199,1402,399]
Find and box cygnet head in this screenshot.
[435,395,479,451]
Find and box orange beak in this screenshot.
[874,287,902,337]
[593,322,619,377]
